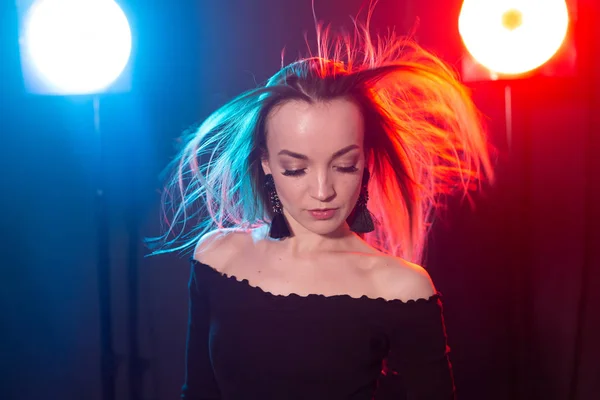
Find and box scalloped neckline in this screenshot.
[191,258,441,305]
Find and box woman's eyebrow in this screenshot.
[277,150,308,160]
[277,144,360,160]
[331,144,360,159]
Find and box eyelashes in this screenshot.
[281,166,359,177]
[281,169,306,177]
[336,166,359,173]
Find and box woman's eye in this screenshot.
[281,166,358,176]
[282,169,306,177]
[337,166,359,173]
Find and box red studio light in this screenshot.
[459,0,570,76]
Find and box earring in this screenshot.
[264,174,291,239]
[347,168,375,233]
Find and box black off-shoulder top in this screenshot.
[181,259,455,400]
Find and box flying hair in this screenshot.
[146,4,495,264]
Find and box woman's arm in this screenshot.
[180,262,221,399]
[373,259,455,399]
[375,295,455,400]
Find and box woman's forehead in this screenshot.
[265,99,364,153]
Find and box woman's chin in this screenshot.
[304,218,350,237]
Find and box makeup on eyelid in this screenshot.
[278,157,360,170]
[280,165,359,177]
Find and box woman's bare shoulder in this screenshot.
[193,227,266,272]
[369,254,436,302]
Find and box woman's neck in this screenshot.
[276,224,358,257]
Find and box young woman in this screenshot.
[150,22,494,400]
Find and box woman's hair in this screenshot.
[147,21,495,264]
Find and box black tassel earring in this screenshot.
[347,168,375,233]
[264,174,291,239]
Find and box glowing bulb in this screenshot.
[459,0,569,75]
[23,0,132,94]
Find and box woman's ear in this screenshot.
[261,156,272,175]
[260,147,272,175]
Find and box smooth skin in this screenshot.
[195,98,435,302]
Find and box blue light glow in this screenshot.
[22,0,132,94]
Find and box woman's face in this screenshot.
[261,98,365,237]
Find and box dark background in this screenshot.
[1,0,599,399]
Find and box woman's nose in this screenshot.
[309,172,336,202]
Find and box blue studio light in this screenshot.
[20,0,132,95]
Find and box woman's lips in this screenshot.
[307,208,338,220]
